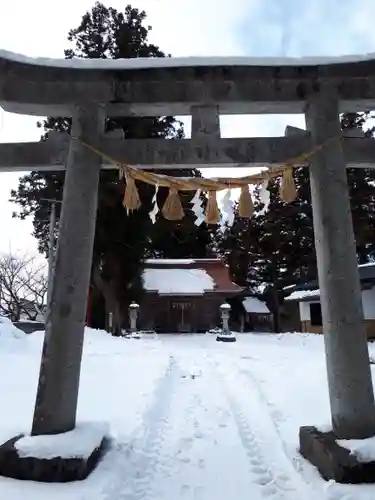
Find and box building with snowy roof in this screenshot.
[284,262,375,337]
[139,258,241,333]
[241,296,272,332]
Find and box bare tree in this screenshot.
[0,253,48,322]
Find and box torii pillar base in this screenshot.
[0,434,106,483]
[300,426,375,484]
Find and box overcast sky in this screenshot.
[1,0,375,256]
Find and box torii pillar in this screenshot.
[32,105,104,436]
[300,87,375,481]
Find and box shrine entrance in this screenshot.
[3,49,375,483]
[171,301,194,333]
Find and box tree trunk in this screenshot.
[272,292,281,334]
[113,301,124,336]
[357,245,369,265]
[92,264,123,335]
[265,286,281,333]
[13,305,21,322]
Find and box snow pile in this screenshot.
[0,316,25,341]
[143,268,215,294]
[83,327,112,342]
[242,297,270,313]
[16,320,43,325]
[206,327,221,334]
[220,303,231,310]
[0,316,30,353]
[82,327,136,356]
[138,329,157,336]
[337,435,375,463]
[314,422,334,433]
[15,422,108,460]
[285,289,320,301]
[216,331,237,341]
[359,262,375,268]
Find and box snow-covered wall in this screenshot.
[299,302,316,321]
[362,288,375,319]
[299,287,375,322]
[3,50,375,69]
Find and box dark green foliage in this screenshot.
[217,112,375,330]
[10,2,215,332]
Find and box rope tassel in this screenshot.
[238,184,254,218]
[123,174,141,211]
[279,167,297,203]
[162,188,185,220]
[205,190,221,225]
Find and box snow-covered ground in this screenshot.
[1,324,375,499]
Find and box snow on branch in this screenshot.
[0,252,47,322]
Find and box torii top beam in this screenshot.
[1,50,375,117]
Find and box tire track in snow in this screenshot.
[97,354,180,500]
[237,363,353,500]
[239,366,305,466]
[146,350,264,500]
[210,352,315,500]
[217,349,318,485]
[216,345,357,500]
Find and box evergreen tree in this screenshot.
[218,112,375,330]
[343,112,375,262]
[10,2,214,333]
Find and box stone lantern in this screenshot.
[216,302,236,342]
[128,301,140,338]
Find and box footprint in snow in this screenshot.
[178,437,194,451]
[253,472,273,486]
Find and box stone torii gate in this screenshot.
[1,52,375,481]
